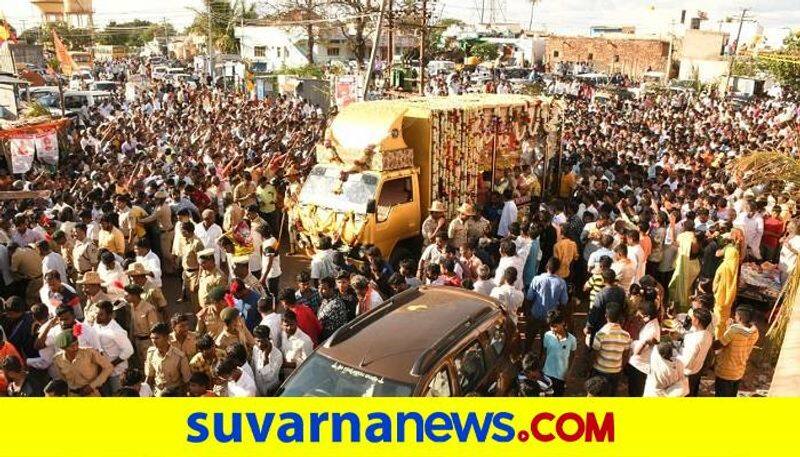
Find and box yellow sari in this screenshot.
[713,244,740,339]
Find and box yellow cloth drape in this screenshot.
[668,231,700,312]
[292,205,366,246]
[713,244,740,339]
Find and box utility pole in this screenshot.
[664,19,675,83]
[724,8,748,94]
[419,0,428,95]
[387,0,394,69]
[207,0,215,80]
[363,0,388,100]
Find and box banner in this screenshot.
[0,398,797,457]
[34,130,59,164]
[9,135,35,173]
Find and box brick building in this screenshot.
[544,35,670,77]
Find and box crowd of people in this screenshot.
[1,55,798,397]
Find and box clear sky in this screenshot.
[1,0,798,46]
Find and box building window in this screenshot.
[277,47,281,58]
[254,46,266,57]
[327,47,340,56]
[553,50,559,58]
[613,54,620,62]
[587,53,593,61]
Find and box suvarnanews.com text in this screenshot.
[187,411,615,444]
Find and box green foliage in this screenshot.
[98,20,175,48]
[757,31,800,89]
[731,58,758,78]
[188,0,258,54]
[470,41,499,61]
[275,64,325,79]
[20,22,92,50]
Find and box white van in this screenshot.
[426,60,456,76]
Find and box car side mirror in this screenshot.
[366,199,377,214]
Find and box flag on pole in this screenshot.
[52,30,76,75]
[0,14,18,47]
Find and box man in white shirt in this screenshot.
[490,267,524,323]
[215,357,257,397]
[735,203,764,260]
[281,310,313,377]
[678,307,713,397]
[93,301,135,395]
[497,189,518,237]
[494,240,524,290]
[251,325,283,396]
[30,304,103,378]
[38,241,68,287]
[257,297,282,350]
[133,239,163,288]
[625,230,646,284]
[195,209,224,268]
[309,236,336,287]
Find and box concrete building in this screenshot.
[93,45,128,62]
[235,25,356,72]
[544,35,669,77]
[168,35,205,60]
[8,44,45,68]
[677,29,730,83]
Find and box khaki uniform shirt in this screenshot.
[11,247,43,279]
[131,300,159,337]
[468,217,491,240]
[422,216,445,244]
[198,267,228,306]
[53,347,114,394]
[170,331,198,359]
[143,285,168,310]
[233,181,257,208]
[140,203,173,231]
[83,291,111,325]
[215,325,255,352]
[189,349,226,377]
[177,236,204,270]
[72,238,98,274]
[447,217,472,248]
[145,346,191,393]
[196,305,226,338]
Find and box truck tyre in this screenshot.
[389,238,421,270]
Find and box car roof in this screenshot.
[319,286,503,385]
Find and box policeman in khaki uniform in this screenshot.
[422,201,448,245]
[176,222,204,311]
[77,271,111,325]
[139,190,176,274]
[125,283,159,365]
[145,322,191,396]
[126,262,168,322]
[448,203,477,249]
[232,255,266,297]
[72,224,99,275]
[197,248,228,309]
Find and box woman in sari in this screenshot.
[668,218,701,312]
[712,228,744,339]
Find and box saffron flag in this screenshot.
[52,30,76,75]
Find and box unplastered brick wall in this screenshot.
[544,36,670,77]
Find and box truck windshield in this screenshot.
[299,166,378,213]
[278,353,414,397]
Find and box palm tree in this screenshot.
[528,0,540,31]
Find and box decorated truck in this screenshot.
[290,93,562,263]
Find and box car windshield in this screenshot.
[279,353,414,397]
[298,165,378,213]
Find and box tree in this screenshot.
[98,20,175,48]
[470,41,498,61]
[756,31,800,89]
[188,0,258,54]
[20,22,92,50]
[329,0,381,67]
